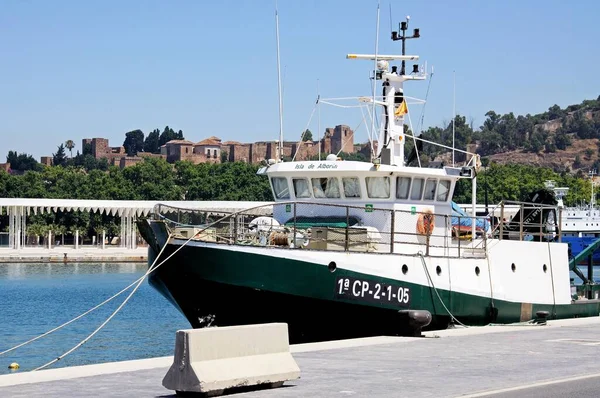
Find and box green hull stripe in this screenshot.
[172,242,600,324]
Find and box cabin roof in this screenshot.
[262,159,462,179]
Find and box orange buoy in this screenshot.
[416,210,435,236]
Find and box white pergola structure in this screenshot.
[0,199,274,250]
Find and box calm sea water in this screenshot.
[0,262,189,375]
[1,262,599,375]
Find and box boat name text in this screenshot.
[335,276,411,307]
[295,163,338,170]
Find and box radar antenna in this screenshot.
[391,15,420,75]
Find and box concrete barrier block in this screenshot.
[162,323,300,395]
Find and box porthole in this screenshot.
[475,266,480,276]
[511,263,516,272]
[328,261,337,272]
[543,264,547,273]
[402,264,408,274]
[436,265,442,276]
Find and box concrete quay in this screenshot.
[2,317,600,397]
[0,247,148,263]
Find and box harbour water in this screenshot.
[0,262,189,375]
[1,261,599,376]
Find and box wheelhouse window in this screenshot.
[366,177,390,198]
[311,177,340,198]
[423,178,437,201]
[396,177,411,199]
[292,178,311,198]
[271,177,290,199]
[437,180,451,201]
[410,178,424,200]
[342,177,361,198]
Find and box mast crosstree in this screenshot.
[347,16,426,167]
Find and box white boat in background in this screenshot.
[545,178,600,265]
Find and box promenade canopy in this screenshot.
[0,199,275,250]
[0,199,274,217]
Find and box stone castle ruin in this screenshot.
[77,125,373,168]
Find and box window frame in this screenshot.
[410,177,425,200]
[396,176,412,200]
[365,176,391,199]
[437,179,451,202]
[311,177,341,199]
[342,177,362,199]
[270,177,290,199]
[292,177,312,198]
[423,178,438,201]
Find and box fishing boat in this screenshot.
[137,16,600,343]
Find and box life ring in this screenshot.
[416,210,435,236]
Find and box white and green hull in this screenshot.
[141,220,600,343]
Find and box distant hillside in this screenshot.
[486,137,599,173]
[415,96,600,174]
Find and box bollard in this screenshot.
[397,310,432,337]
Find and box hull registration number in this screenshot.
[334,276,411,307]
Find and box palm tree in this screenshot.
[65,140,75,158]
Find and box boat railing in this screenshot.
[152,201,496,259]
[487,199,561,243]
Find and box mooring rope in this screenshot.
[29,206,266,371]
[417,251,469,327]
[547,241,557,317]
[0,268,159,357]
[30,230,177,371]
[1,207,246,371]
[486,250,496,314]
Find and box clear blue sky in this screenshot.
[2,0,599,160]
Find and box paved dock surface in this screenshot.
[2,317,600,397]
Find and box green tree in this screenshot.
[123,129,145,156]
[144,129,160,153]
[547,104,564,120]
[82,141,92,156]
[302,129,313,141]
[158,126,184,146]
[65,140,75,158]
[52,144,67,167]
[6,151,41,171]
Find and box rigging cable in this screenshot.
[336,117,365,158]
[292,100,318,161]
[416,66,434,134]
[410,67,434,166]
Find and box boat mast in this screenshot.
[370,2,380,163]
[275,3,284,162]
[590,169,597,207]
[386,15,422,166]
[452,70,456,167]
[347,16,424,166]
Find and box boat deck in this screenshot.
[2,317,600,398]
